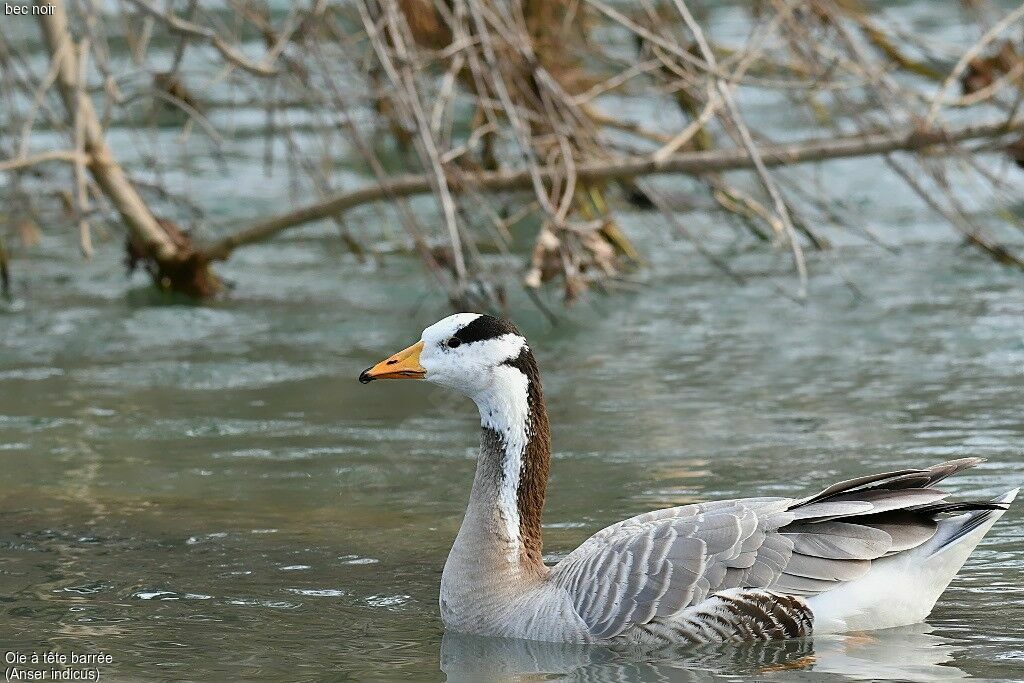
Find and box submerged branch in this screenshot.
[205,117,1024,260]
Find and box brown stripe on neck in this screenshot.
[502,346,550,571]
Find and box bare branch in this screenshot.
[124,0,281,77]
[36,0,180,262]
[204,117,1024,260]
[0,149,90,172]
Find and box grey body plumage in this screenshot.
[360,314,1018,645]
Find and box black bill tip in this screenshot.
[358,368,374,384]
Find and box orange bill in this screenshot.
[359,340,426,383]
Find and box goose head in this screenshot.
[358,313,530,399]
[359,312,551,569]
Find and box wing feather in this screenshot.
[790,501,875,520]
[549,459,987,641]
[783,552,871,581]
[782,521,892,560]
[823,488,949,514]
[769,572,838,596]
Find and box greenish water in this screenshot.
[1,229,1023,681]
[3,2,1024,680]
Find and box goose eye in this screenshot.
[446,337,462,349]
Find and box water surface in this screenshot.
[3,1,1024,679]
[1,229,1022,681]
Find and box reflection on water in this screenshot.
[807,627,966,681]
[441,624,965,682]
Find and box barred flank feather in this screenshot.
[549,458,1013,643]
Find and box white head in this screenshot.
[360,313,551,565]
[359,313,530,400]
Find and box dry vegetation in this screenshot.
[3,0,1024,309]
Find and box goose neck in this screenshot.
[464,349,551,571]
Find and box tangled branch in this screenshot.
[3,0,1024,306]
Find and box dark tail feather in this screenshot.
[927,489,1017,555]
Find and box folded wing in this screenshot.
[550,458,991,640]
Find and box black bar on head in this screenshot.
[454,315,522,345]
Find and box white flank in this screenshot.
[808,488,1018,634]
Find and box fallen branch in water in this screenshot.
[35,0,221,296]
[204,117,1024,260]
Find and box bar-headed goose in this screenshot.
[359,313,1016,644]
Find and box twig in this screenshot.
[203,117,1024,260]
[124,0,281,77]
[73,36,93,258]
[925,2,1024,125]
[0,150,90,172]
[36,0,180,262]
